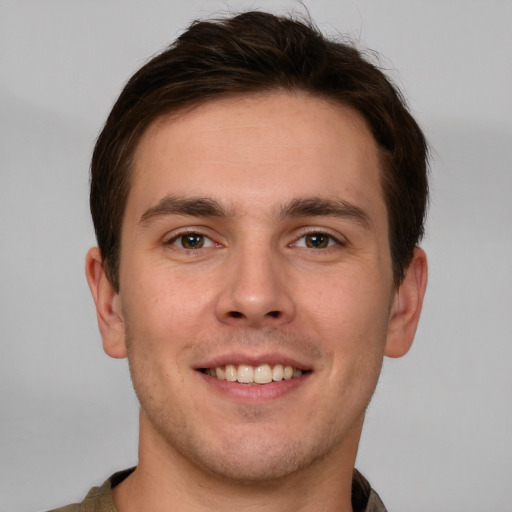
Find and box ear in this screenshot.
[385,247,428,358]
[85,247,127,359]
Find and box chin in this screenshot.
[173,427,340,484]
[197,448,316,483]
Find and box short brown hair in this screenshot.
[91,11,428,292]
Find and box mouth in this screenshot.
[199,363,307,385]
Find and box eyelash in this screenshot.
[164,228,345,253]
[165,230,217,250]
[291,230,345,250]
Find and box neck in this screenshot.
[112,411,363,512]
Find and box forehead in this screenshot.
[126,92,385,223]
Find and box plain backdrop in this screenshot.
[1,1,511,511]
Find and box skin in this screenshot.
[86,92,427,512]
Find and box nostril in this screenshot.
[266,311,280,318]
[229,311,244,319]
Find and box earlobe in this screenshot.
[385,247,428,358]
[85,247,127,359]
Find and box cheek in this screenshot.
[300,268,392,378]
[303,267,392,331]
[123,263,215,331]
[309,284,388,412]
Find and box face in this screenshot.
[92,92,422,483]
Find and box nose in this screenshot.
[214,244,295,328]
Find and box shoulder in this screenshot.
[43,468,135,512]
[353,469,388,512]
[45,506,80,512]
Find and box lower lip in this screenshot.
[197,371,311,403]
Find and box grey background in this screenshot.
[1,1,511,511]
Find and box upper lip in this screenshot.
[195,352,313,371]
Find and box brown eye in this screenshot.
[180,233,204,249]
[168,233,211,249]
[167,231,217,251]
[304,233,330,248]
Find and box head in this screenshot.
[85,10,429,489]
[90,11,428,293]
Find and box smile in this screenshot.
[201,364,304,384]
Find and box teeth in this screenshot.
[254,364,272,384]
[272,364,284,381]
[204,364,304,384]
[237,365,254,384]
[225,364,237,382]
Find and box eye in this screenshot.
[294,232,339,249]
[168,232,215,250]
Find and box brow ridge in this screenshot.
[279,197,371,228]
[139,196,230,226]
[139,194,371,230]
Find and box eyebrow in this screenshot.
[279,197,371,229]
[138,195,371,230]
[139,196,231,226]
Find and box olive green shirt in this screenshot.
[47,467,387,512]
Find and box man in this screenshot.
[51,10,428,512]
